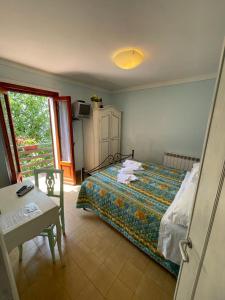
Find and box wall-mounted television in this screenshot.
[72,101,91,119]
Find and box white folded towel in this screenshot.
[117,165,139,184]
[117,173,138,184]
[122,159,144,171]
[117,160,143,184]
[119,167,134,174]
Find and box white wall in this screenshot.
[0,59,112,173]
[112,79,215,163]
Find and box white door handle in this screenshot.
[179,238,192,262]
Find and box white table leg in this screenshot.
[55,219,65,266]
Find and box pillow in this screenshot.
[188,162,200,184]
[169,181,197,227]
[165,171,190,224]
[165,164,199,227]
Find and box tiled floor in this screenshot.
[10,185,176,300]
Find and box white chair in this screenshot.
[19,168,64,263]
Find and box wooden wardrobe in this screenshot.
[83,105,121,170]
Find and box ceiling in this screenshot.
[1,0,225,91]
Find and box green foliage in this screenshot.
[17,137,37,146]
[9,92,54,177]
[9,92,51,145]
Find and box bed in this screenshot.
[76,161,187,276]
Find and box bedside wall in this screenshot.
[111,79,215,163]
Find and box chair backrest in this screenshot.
[34,168,64,208]
[0,230,20,300]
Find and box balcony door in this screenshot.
[0,89,21,183]
[0,83,76,185]
[51,96,76,185]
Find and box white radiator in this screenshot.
[163,152,200,171]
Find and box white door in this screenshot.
[193,172,225,299]
[175,43,225,299]
[110,111,121,155]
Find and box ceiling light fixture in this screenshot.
[112,48,144,70]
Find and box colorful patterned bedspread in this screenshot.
[76,162,186,276]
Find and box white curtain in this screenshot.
[58,102,71,162]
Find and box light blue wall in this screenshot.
[0,59,111,174]
[112,79,215,163]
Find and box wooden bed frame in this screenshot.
[81,149,134,182]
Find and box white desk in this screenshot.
[0,181,63,263]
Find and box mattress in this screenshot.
[76,162,186,276]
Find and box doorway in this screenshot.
[0,83,76,185]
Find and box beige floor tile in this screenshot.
[14,267,29,295]
[134,275,171,300]
[145,259,176,296]
[106,279,133,300]
[104,251,127,276]
[127,249,151,273]
[20,276,71,300]
[53,261,90,299]
[80,230,102,251]
[77,281,104,300]
[91,238,117,264]
[72,242,103,279]
[23,255,53,286]
[90,263,117,296]
[118,260,143,292]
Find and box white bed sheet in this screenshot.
[157,171,190,265]
[157,213,187,265]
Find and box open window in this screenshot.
[0,89,21,183]
[0,83,76,185]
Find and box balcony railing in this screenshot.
[18,143,54,177]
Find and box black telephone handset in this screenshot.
[16,185,27,194]
[16,185,34,197]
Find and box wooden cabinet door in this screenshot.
[53,96,76,185]
[110,138,120,155]
[99,112,110,141]
[99,140,111,163]
[110,111,120,139]
[99,111,111,163]
[110,110,121,155]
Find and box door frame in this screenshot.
[0,89,22,182]
[0,82,59,97]
[0,82,59,182]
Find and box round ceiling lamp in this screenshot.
[112,48,144,70]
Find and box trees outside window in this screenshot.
[9,92,54,177]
